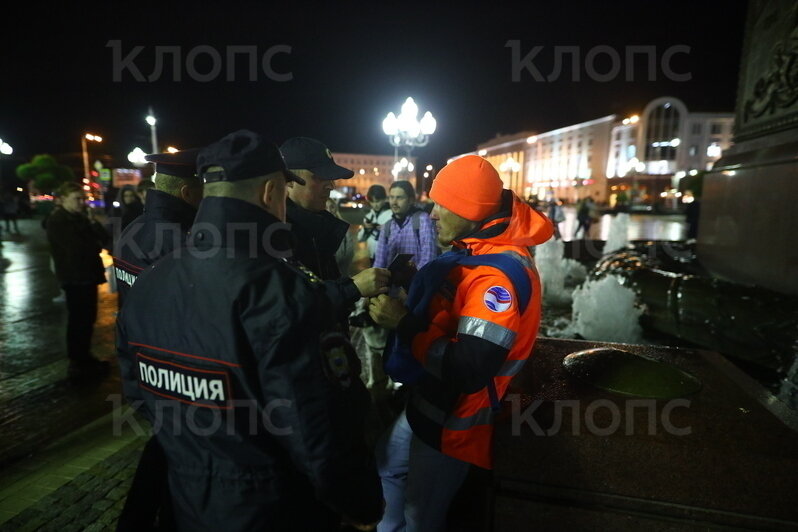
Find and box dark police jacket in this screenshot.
[113,189,197,306]
[287,199,361,331]
[116,197,382,531]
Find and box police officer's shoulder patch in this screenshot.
[484,285,513,312]
[319,332,357,389]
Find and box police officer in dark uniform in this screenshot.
[113,149,203,307]
[280,137,390,319]
[116,130,384,531]
[114,149,202,531]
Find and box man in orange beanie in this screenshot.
[369,155,553,531]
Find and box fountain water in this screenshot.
[536,238,587,306]
[538,212,644,343]
[603,212,630,254]
[571,275,644,343]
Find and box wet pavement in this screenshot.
[0,219,122,468]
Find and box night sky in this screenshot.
[0,1,748,172]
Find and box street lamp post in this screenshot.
[81,134,103,179]
[81,134,102,201]
[146,107,158,154]
[382,98,436,188]
[0,138,13,185]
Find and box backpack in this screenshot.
[382,210,422,245]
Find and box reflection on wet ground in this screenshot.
[0,219,121,467]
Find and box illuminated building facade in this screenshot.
[449,96,733,205]
[332,153,417,196]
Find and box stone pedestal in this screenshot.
[491,338,798,531]
[698,0,798,295]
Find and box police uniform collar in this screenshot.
[144,189,197,230]
[286,198,349,254]
[191,197,292,254]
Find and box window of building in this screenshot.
[691,123,702,135]
[644,102,682,161]
[711,123,723,135]
[689,145,697,156]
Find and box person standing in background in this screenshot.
[373,180,437,271]
[46,182,110,377]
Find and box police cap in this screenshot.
[197,129,305,185]
[145,148,200,179]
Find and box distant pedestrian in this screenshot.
[46,182,110,377]
[2,192,20,234]
[573,196,596,239]
[685,198,701,241]
[114,186,144,231]
[547,198,564,240]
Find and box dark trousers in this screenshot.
[574,218,591,239]
[4,215,19,233]
[63,284,98,362]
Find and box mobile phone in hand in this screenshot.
[387,253,416,290]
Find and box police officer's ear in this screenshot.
[180,182,204,209]
[260,174,288,220]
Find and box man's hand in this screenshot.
[368,294,408,330]
[352,268,390,297]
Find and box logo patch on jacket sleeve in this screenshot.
[484,286,513,312]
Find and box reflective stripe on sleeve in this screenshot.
[457,316,516,349]
[500,250,535,270]
[497,358,527,377]
[412,393,496,431]
[411,392,447,425]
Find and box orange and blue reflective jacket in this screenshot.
[397,191,553,469]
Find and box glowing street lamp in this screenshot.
[383,97,436,181]
[0,138,12,184]
[146,106,158,153]
[128,147,148,166]
[166,146,179,153]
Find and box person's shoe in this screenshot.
[52,292,66,303]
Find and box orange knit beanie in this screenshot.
[430,155,503,221]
